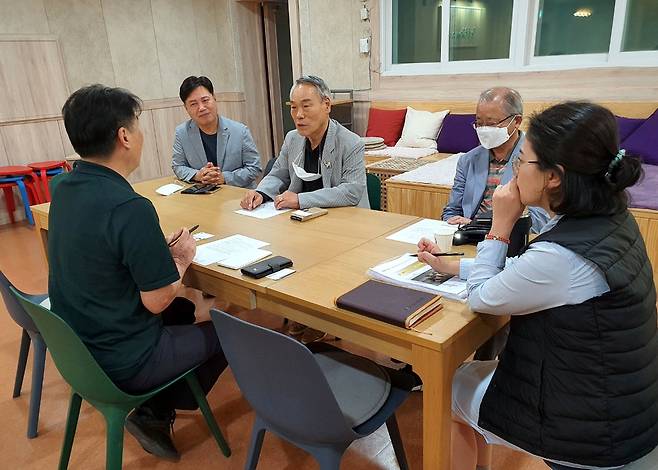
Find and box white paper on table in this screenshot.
[368,254,467,301]
[193,232,214,241]
[40,297,51,309]
[235,202,291,219]
[389,153,462,185]
[366,146,438,159]
[386,219,458,245]
[266,268,296,280]
[155,183,185,196]
[193,234,269,266]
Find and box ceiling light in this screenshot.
[573,8,592,17]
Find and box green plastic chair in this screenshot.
[366,173,382,211]
[11,288,231,470]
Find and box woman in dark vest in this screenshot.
[418,102,658,470]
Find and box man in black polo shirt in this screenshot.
[49,84,227,461]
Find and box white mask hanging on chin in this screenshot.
[476,117,517,149]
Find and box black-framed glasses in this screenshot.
[472,114,517,129]
[512,157,540,175]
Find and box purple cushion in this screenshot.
[615,115,645,142]
[628,163,658,211]
[621,109,658,166]
[436,114,479,153]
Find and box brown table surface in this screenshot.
[31,176,506,470]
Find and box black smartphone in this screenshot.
[241,256,293,279]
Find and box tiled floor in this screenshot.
[0,221,549,469]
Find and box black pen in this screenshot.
[168,224,200,247]
[410,252,464,257]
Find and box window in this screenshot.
[449,0,514,61]
[622,0,658,52]
[381,0,658,75]
[392,0,441,64]
[535,0,615,56]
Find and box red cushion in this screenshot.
[365,108,407,147]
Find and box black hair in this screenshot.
[179,76,214,103]
[61,84,142,158]
[526,101,643,217]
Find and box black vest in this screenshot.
[478,211,658,467]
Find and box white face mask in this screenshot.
[476,117,517,149]
[292,162,322,181]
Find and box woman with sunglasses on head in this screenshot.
[418,101,658,470]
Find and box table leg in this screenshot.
[412,344,459,470]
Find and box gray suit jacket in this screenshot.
[442,132,549,232]
[172,116,261,188]
[256,119,368,209]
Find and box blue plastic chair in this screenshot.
[0,270,48,438]
[0,176,34,224]
[210,309,412,470]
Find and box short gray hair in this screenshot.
[289,75,331,101]
[479,87,523,116]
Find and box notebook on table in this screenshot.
[335,280,442,329]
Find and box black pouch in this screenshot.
[241,256,293,279]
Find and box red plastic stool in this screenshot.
[0,166,42,205]
[28,160,71,202]
[0,182,17,224]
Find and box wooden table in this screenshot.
[31,176,507,470]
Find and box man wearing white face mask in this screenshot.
[240,75,368,211]
[442,87,548,232]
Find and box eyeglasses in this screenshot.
[472,114,517,129]
[512,157,540,175]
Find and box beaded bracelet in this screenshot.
[485,233,510,244]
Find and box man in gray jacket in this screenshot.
[240,75,368,211]
[172,76,261,188]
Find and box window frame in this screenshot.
[381,0,658,77]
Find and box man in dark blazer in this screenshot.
[172,76,261,188]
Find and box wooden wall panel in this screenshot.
[58,120,76,156]
[1,120,65,165]
[0,132,9,167]
[127,110,162,183]
[0,38,69,121]
[151,105,189,180]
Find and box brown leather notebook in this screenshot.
[335,280,442,329]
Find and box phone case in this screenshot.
[241,256,293,278]
[290,207,328,222]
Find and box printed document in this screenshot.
[193,234,269,267]
[235,202,291,219]
[368,254,467,301]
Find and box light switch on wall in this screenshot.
[360,7,369,20]
[359,38,370,53]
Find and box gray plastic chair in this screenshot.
[0,270,48,438]
[210,309,412,470]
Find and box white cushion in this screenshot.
[396,107,449,149]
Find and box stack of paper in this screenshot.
[193,235,271,269]
[367,254,467,301]
[389,153,462,185]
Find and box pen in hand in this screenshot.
[411,252,464,257]
[168,224,200,247]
